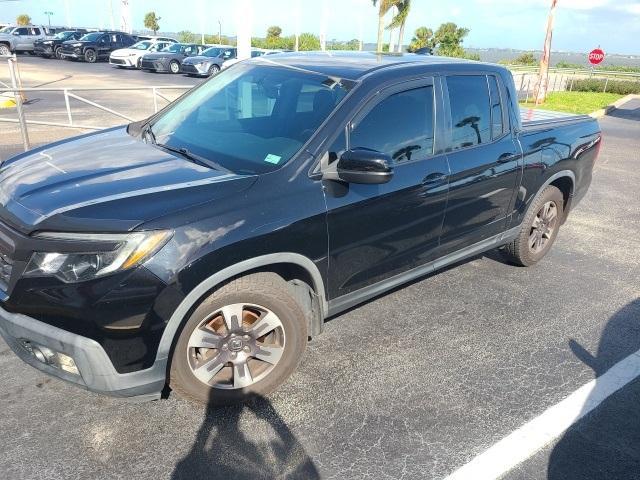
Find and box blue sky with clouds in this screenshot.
[2,0,639,54]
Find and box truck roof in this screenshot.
[252,51,503,80]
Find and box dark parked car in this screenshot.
[140,43,206,73]
[60,31,136,63]
[181,45,237,76]
[0,53,601,406]
[34,30,87,59]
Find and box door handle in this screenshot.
[497,153,520,164]
[422,172,448,186]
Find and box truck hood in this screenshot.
[0,128,256,233]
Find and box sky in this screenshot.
[1,0,639,55]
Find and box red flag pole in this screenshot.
[535,0,558,105]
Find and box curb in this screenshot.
[590,94,640,118]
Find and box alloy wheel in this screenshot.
[529,200,558,253]
[0,45,9,56]
[186,303,286,390]
[170,61,180,73]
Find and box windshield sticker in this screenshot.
[264,154,282,165]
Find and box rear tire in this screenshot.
[169,272,308,406]
[169,60,180,73]
[84,49,97,63]
[503,185,564,266]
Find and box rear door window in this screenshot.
[350,86,435,163]
[446,75,491,150]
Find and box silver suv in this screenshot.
[0,25,48,55]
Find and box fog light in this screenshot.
[19,340,80,375]
[55,352,79,375]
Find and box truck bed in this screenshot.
[520,108,591,129]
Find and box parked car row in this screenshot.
[3,24,283,78]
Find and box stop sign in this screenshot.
[588,48,605,65]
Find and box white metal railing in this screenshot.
[1,54,195,151]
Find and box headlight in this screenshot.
[72,42,81,47]
[43,41,53,45]
[25,231,172,283]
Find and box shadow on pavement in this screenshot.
[548,298,640,479]
[171,393,320,480]
[605,100,640,121]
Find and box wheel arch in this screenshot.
[540,170,575,221]
[155,252,327,363]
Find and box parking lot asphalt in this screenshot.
[1,55,204,156]
[0,60,639,479]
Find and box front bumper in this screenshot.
[0,305,166,399]
[34,45,54,56]
[140,59,169,72]
[60,51,81,60]
[182,63,209,76]
[110,56,136,67]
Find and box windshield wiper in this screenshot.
[157,143,231,173]
[142,123,157,145]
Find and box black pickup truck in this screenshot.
[0,52,601,405]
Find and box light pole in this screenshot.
[44,11,54,29]
[218,20,222,44]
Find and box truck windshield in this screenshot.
[0,27,14,34]
[148,63,353,174]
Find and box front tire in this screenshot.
[54,46,63,59]
[503,185,564,266]
[208,64,220,76]
[84,49,97,63]
[169,272,308,406]
[0,44,10,56]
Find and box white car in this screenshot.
[109,37,176,69]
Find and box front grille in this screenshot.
[110,58,126,65]
[140,60,154,69]
[182,64,198,73]
[0,252,13,293]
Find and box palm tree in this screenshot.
[372,0,395,53]
[388,0,410,53]
[408,26,434,53]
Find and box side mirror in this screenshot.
[330,149,394,185]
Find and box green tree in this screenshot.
[177,30,195,43]
[16,14,31,26]
[513,52,537,66]
[433,22,469,53]
[266,26,282,39]
[372,0,397,53]
[298,32,321,51]
[407,26,434,52]
[144,12,161,35]
[388,0,410,53]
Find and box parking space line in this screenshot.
[444,348,640,480]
